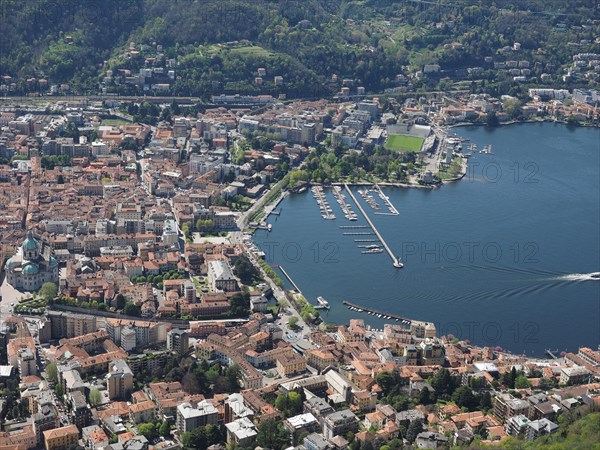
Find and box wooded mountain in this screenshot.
[2,0,598,98]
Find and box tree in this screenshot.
[225,364,241,392]
[46,363,58,384]
[138,423,158,441]
[479,391,492,411]
[275,391,303,417]
[39,282,58,302]
[115,293,126,310]
[123,302,141,317]
[288,316,299,330]
[181,222,192,242]
[256,419,291,450]
[233,255,261,285]
[515,375,532,389]
[452,385,478,410]
[195,219,214,233]
[229,292,250,317]
[287,391,303,415]
[431,368,457,399]
[406,418,423,443]
[419,387,435,405]
[503,367,518,389]
[54,383,63,398]
[486,111,500,127]
[89,389,102,406]
[159,421,171,438]
[504,99,523,119]
[376,371,399,396]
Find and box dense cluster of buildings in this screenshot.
[2,301,600,450]
[0,91,598,450]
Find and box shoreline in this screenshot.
[449,117,600,129]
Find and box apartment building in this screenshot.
[107,359,134,400]
[43,425,79,450]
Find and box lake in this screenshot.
[253,122,600,355]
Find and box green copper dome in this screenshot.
[22,263,39,274]
[22,230,38,252]
[49,256,58,267]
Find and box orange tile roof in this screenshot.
[43,425,78,440]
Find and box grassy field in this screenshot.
[229,46,274,57]
[385,134,425,152]
[101,118,131,126]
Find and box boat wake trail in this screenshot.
[550,272,600,282]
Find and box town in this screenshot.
[0,83,599,450]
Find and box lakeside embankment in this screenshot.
[450,117,600,129]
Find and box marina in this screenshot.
[373,184,400,215]
[358,188,380,210]
[342,300,423,328]
[252,123,600,354]
[332,185,358,221]
[358,185,399,215]
[344,183,404,268]
[311,186,336,220]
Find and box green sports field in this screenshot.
[384,134,425,152]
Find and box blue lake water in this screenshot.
[253,122,600,355]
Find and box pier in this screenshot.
[339,225,369,229]
[277,265,301,292]
[354,239,379,243]
[374,184,399,215]
[344,183,403,268]
[343,300,428,328]
[545,349,561,360]
[342,232,373,235]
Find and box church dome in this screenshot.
[22,230,38,252]
[49,256,58,267]
[5,257,13,269]
[22,263,39,274]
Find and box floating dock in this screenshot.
[342,300,419,327]
[374,184,399,215]
[344,183,403,268]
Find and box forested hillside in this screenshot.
[1,0,599,98]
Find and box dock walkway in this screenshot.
[277,265,301,292]
[374,184,399,215]
[344,183,403,268]
[343,300,428,328]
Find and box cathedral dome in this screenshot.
[22,230,39,252]
[22,263,39,274]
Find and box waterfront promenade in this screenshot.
[344,183,403,268]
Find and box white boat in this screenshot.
[317,296,330,309]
